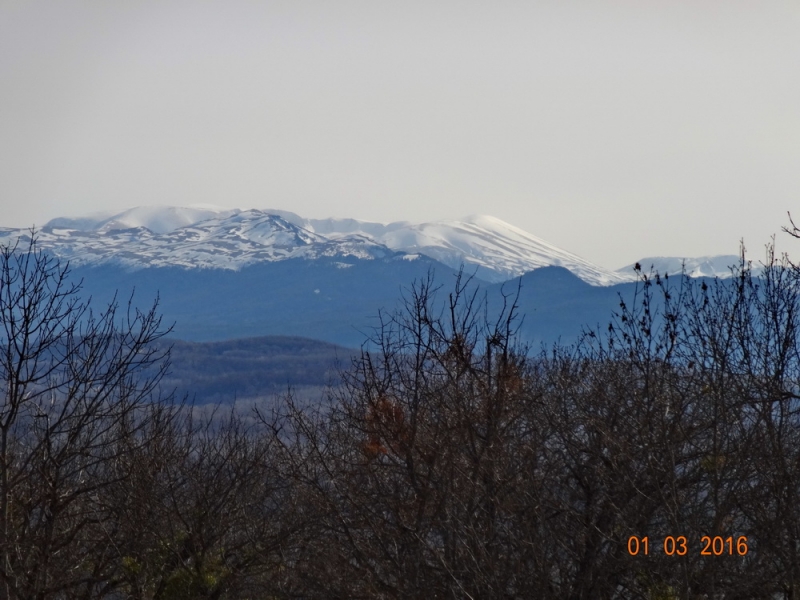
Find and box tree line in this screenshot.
[3,232,800,598]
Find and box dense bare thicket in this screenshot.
[107,407,303,599]
[272,249,800,599]
[267,273,548,597]
[0,236,308,600]
[0,235,175,598]
[6,232,800,598]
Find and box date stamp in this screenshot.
[627,535,748,556]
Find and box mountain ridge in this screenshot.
[0,205,742,285]
[5,205,626,285]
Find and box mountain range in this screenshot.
[2,205,740,285]
[0,205,744,348]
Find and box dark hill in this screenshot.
[159,335,357,405]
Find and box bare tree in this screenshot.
[269,271,571,598]
[109,404,305,600]
[0,233,174,599]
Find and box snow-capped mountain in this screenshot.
[2,205,621,285]
[0,205,753,347]
[615,255,743,281]
[2,209,392,270]
[271,210,625,285]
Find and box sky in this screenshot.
[1,1,799,270]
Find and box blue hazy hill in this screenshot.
[66,256,674,350]
[69,255,472,347]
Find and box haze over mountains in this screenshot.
[1,205,740,285]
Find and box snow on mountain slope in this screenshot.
[2,210,391,270]
[371,215,624,285]
[1,205,638,285]
[257,212,624,285]
[615,255,742,280]
[98,205,243,234]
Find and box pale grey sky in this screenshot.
[1,1,799,269]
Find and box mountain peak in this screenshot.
[460,214,516,229]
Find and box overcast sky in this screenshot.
[1,1,799,269]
